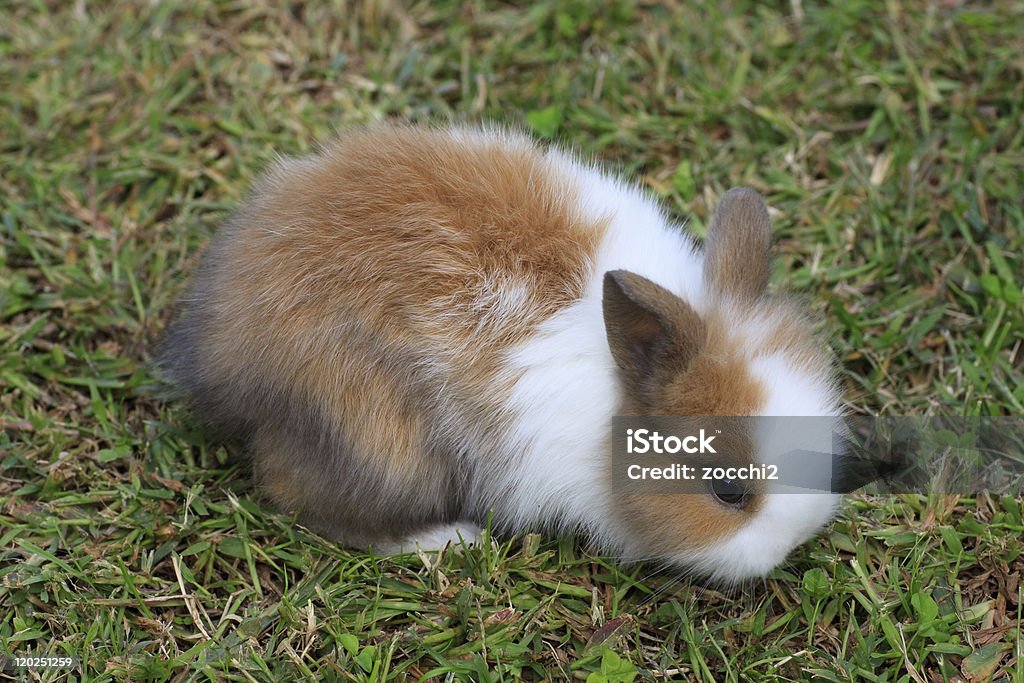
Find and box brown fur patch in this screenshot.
[758,300,832,373]
[608,284,770,551]
[614,417,761,555]
[165,124,607,544]
[658,316,769,417]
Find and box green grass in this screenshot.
[2,0,1023,680]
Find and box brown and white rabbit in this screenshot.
[160,124,842,582]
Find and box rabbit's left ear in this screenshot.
[703,187,772,304]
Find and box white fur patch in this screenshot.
[376,522,482,555]
[674,491,839,583]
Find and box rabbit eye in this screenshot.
[710,478,752,509]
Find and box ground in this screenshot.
[1,0,1023,681]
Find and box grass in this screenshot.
[2,0,1023,680]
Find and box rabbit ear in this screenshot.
[602,270,706,388]
[703,187,772,303]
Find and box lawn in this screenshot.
[2,0,1023,680]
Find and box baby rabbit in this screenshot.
[161,124,842,582]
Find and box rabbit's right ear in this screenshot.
[703,187,772,303]
[602,270,706,389]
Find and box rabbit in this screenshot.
[159,123,843,583]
